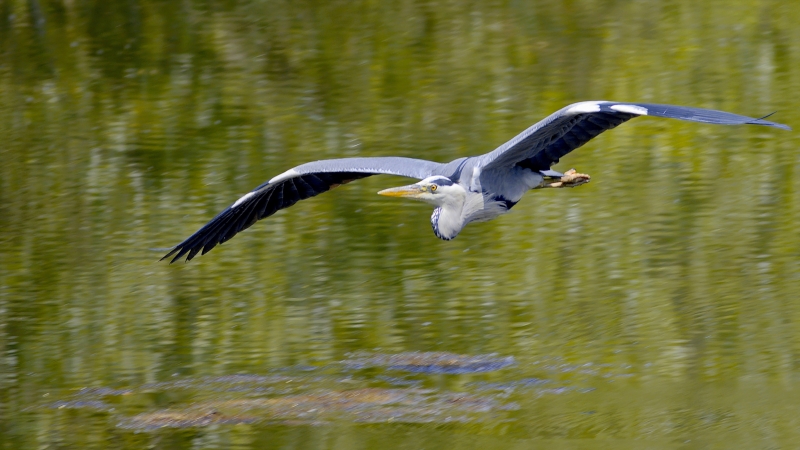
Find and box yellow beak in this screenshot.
[377,184,425,198]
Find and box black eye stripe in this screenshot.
[431,178,454,186]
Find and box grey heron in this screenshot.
[163,101,790,263]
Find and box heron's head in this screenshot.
[377,176,464,207]
[378,175,467,240]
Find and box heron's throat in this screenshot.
[430,205,463,240]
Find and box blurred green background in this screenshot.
[1,0,799,448]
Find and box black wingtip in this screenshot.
[160,248,178,263]
[160,246,190,264]
[752,111,791,130]
[172,248,190,264]
[756,111,777,121]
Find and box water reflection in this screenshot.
[2,0,800,448]
[33,352,614,431]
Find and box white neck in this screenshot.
[430,187,467,240]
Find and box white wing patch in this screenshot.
[268,168,299,184]
[231,168,300,208]
[232,191,256,208]
[610,104,648,115]
[566,101,603,115]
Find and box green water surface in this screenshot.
[1,0,800,448]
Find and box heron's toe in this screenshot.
[559,169,591,187]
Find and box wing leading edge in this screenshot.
[162,157,443,263]
[479,101,791,172]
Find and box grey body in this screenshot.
[163,101,790,263]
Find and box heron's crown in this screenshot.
[421,175,454,186]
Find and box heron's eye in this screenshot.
[430,185,438,192]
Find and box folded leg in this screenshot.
[536,168,591,189]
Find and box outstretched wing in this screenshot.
[163,157,443,263]
[478,101,791,172]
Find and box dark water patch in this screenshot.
[73,387,135,397]
[342,352,515,374]
[35,367,520,431]
[529,356,636,379]
[467,378,596,399]
[118,410,259,430]
[374,374,425,388]
[59,374,304,402]
[44,400,115,411]
[136,374,297,394]
[115,388,512,430]
[468,378,552,393]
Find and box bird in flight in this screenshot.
[162,101,790,263]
